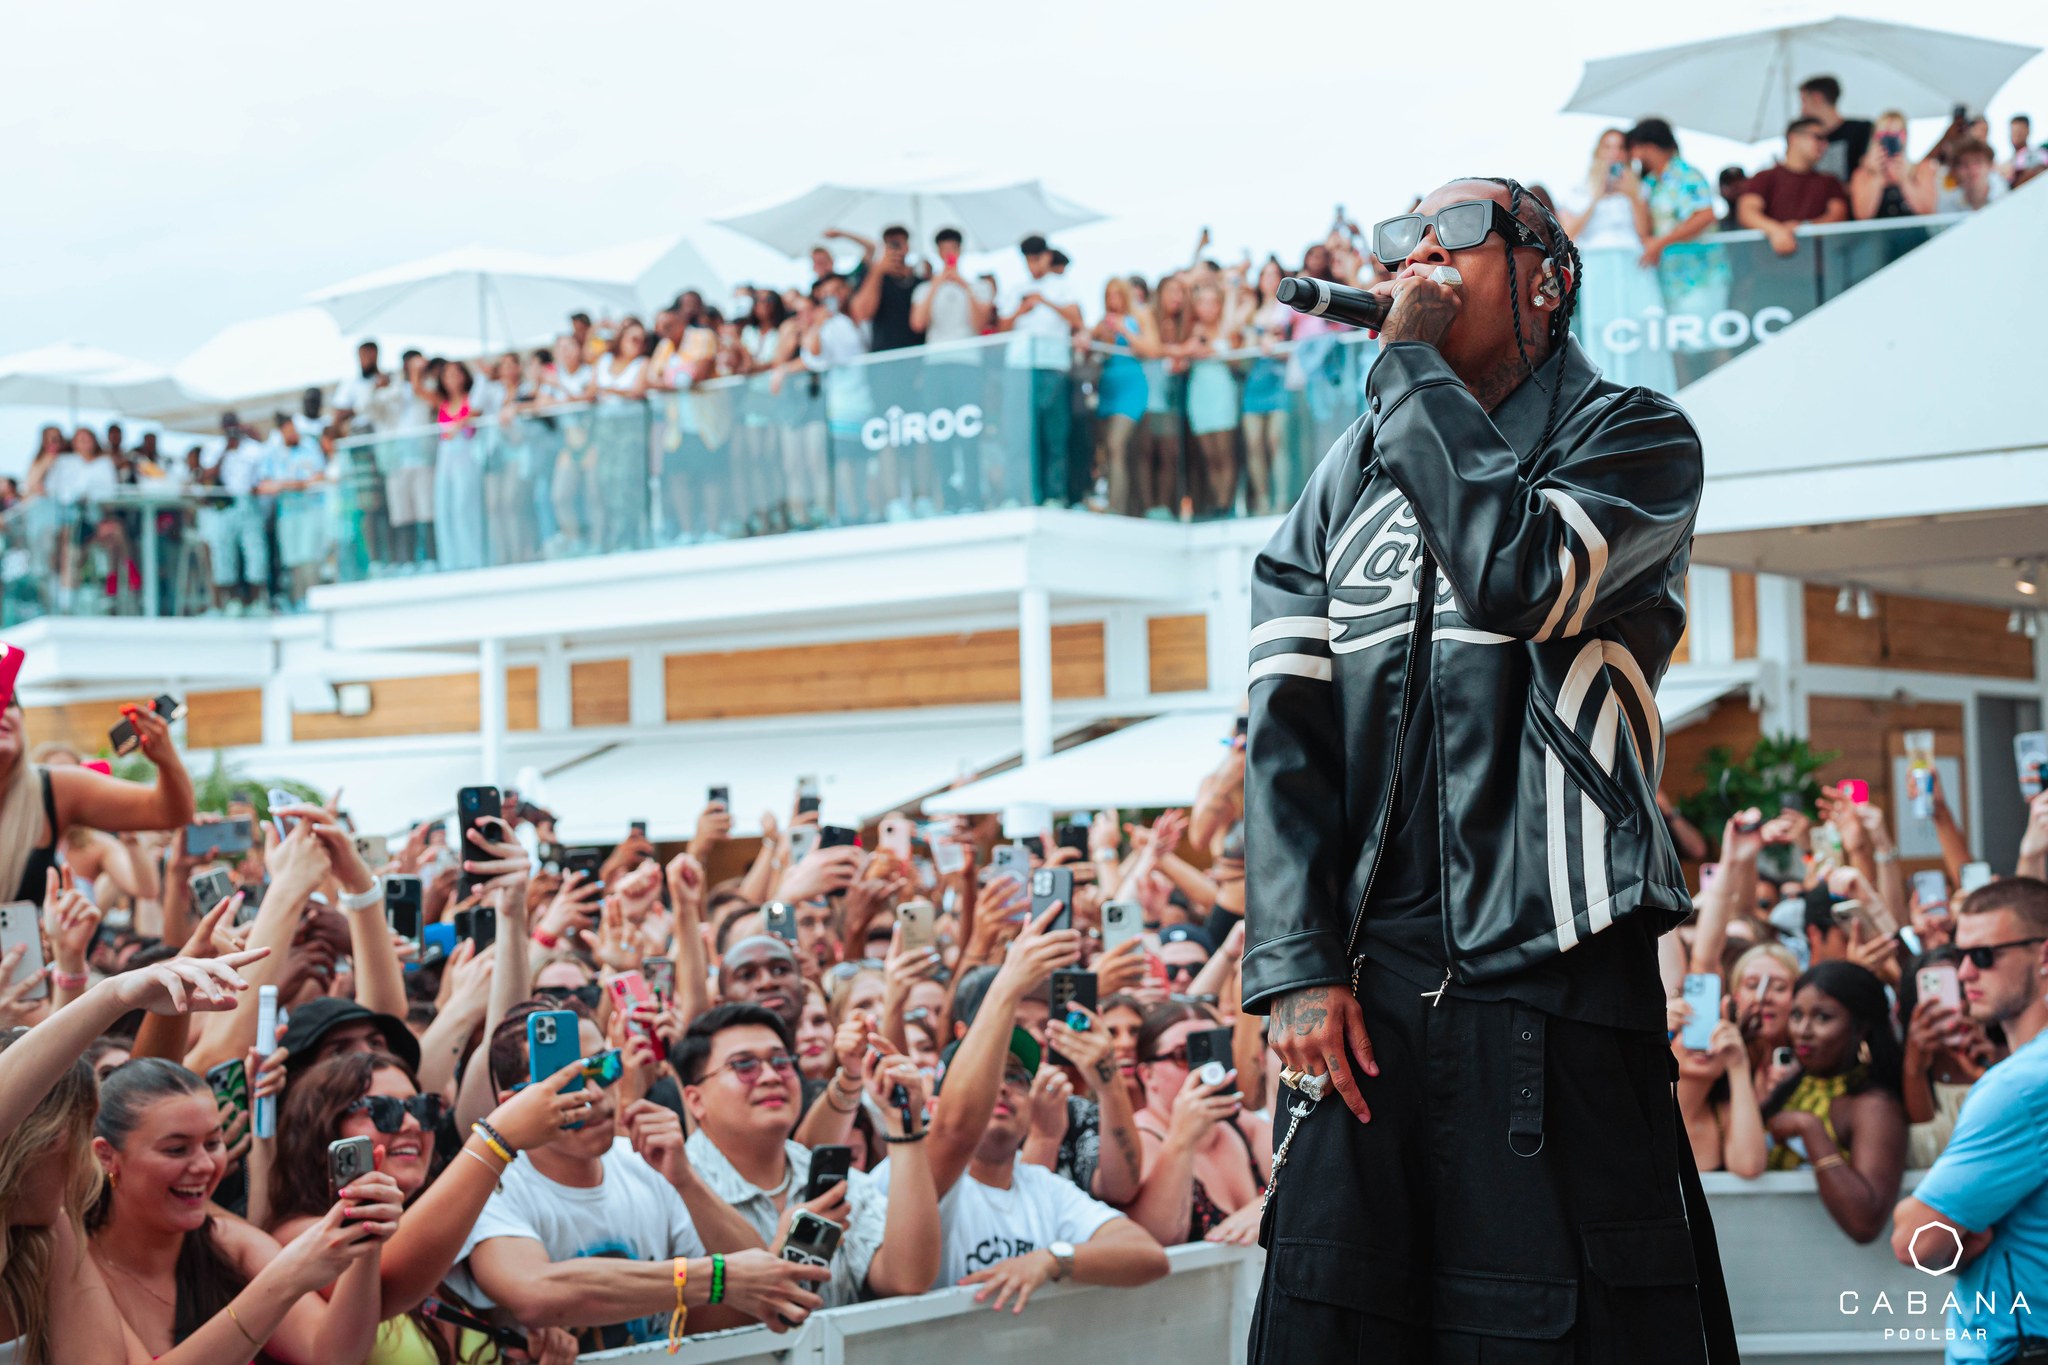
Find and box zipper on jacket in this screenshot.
[1345,553,1439,992]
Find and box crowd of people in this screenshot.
[2,668,2045,1360]
[1660,773,2047,1354]
[6,77,2036,623]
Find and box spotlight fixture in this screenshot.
[2019,561,2040,597]
[1854,589,1876,620]
[2028,614,2041,641]
[1835,585,1853,615]
[2011,611,2024,634]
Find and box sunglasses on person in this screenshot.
[1147,1046,1190,1067]
[1162,961,1203,982]
[1372,199,1546,268]
[346,1092,446,1134]
[1955,936,2047,970]
[829,958,886,980]
[536,983,602,1010]
[705,1051,800,1084]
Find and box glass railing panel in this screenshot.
[1573,214,1958,395]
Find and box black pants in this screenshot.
[1249,960,1730,1364]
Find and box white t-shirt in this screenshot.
[1558,183,1644,253]
[869,1155,1120,1290]
[446,1137,707,1348]
[216,443,268,497]
[48,453,119,505]
[1936,175,2008,213]
[1002,274,1077,371]
[913,277,993,364]
[331,372,381,424]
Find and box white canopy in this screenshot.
[1687,183,2048,606]
[1564,19,2039,142]
[310,246,644,351]
[553,226,808,316]
[924,710,1241,817]
[716,176,1102,257]
[540,714,1033,844]
[0,342,192,417]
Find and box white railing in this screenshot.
[586,1175,1955,1364]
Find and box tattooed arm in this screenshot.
[1048,1010,1142,1205]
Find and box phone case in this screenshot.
[896,902,937,953]
[253,986,279,1139]
[328,1136,376,1196]
[526,1009,585,1093]
[1101,902,1142,955]
[206,1060,249,1118]
[1681,975,1720,1051]
[609,972,655,1041]
[805,1146,853,1201]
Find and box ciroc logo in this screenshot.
[861,405,983,452]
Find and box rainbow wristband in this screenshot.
[710,1253,725,1306]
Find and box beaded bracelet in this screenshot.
[470,1121,514,1164]
[710,1254,726,1306]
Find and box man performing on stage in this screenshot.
[1242,178,1734,1362]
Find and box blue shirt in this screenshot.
[1912,1029,2048,1362]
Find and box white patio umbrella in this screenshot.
[1564,18,2040,143]
[0,341,193,421]
[714,176,1103,257]
[309,246,646,352]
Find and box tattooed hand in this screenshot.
[1370,265,1462,348]
[1267,984,1379,1124]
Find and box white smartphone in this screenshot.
[1101,900,1144,957]
[896,900,937,954]
[1916,962,1962,1013]
[1680,973,1720,1051]
[0,902,49,1002]
[1960,862,1994,894]
[253,985,279,1139]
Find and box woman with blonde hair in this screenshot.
[1556,126,1674,392]
[0,697,194,910]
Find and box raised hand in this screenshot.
[718,1247,828,1332]
[108,950,270,1016]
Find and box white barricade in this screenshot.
[583,1173,1953,1364]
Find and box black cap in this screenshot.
[1159,923,1215,954]
[1623,118,1679,152]
[280,997,421,1073]
[1018,234,1050,257]
[1048,249,1070,268]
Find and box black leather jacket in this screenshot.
[1242,339,1701,1014]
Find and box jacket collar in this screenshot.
[1485,336,1602,464]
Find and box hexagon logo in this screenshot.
[1908,1221,1965,1276]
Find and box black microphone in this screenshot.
[1277,275,1389,330]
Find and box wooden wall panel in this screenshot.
[293,675,479,742]
[20,702,111,758]
[1661,696,1764,801]
[1804,586,2032,679]
[664,624,1106,722]
[1808,695,1967,862]
[506,667,539,733]
[571,660,632,729]
[186,689,263,750]
[1731,572,1758,659]
[1147,615,1209,694]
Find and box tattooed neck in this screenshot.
[1466,352,1533,412]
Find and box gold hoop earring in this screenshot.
[108,1168,118,1190]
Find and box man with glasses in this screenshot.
[452,1000,823,1350]
[1246,178,1725,1363]
[677,1001,941,1306]
[1891,878,2048,1361]
[1158,925,1213,992]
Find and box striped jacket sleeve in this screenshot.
[1240,425,1363,1015]
[1367,344,1702,643]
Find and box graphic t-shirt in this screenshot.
[447,1137,706,1350]
[869,1154,1120,1290]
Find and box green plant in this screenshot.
[1677,733,1840,840]
[109,750,324,822]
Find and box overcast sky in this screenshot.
[3,0,2042,374]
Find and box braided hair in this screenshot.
[1475,176,1583,455]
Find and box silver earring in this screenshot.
[1534,293,1547,308]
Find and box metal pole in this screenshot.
[1019,587,1053,764]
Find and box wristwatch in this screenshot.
[1046,1241,1077,1282]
